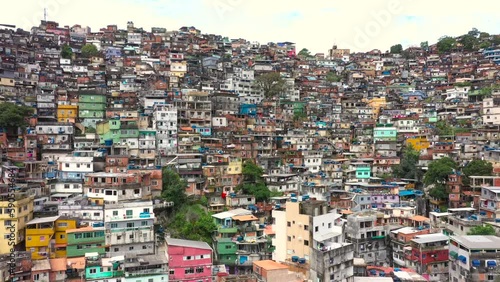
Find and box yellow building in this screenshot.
[406,135,430,151]
[54,218,77,258]
[0,192,34,255]
[227,157,242,175]
[283,201,312,261]
[0,77,15,87]
[57,104,78,123]
[365,97,388,118]
[170,61,187,77]
[25,215,77,260]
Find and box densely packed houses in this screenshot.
[0,20,499,282]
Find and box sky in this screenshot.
[3,0,500,53]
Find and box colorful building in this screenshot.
[373,124,397,142]
[408,233,449,281]
[57,104,78,123]
[406,135,430,151]
[165,238,213,282]
[66,226,106,258]
[53,217,78,258]
[78,90,107,129]
[25,216,60,260]
[84,253,124,281]
[0,190,34,255]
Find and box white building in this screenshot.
[482,92,500,125]
[104,201,156,256]
[449,235,500,282]
[152,103,178,156]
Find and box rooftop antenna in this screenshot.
[44,8,47,22]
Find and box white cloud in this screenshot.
[4,0,500,53]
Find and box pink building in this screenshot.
[166,238,213,282]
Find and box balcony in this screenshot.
[218,226,238,234]
[238,225,257,233]
[124,268,167,277]
[26,227,54,235]
[109,226,153,233]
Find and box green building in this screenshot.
[85,253,124,281]
[354,163,372,180]
[373,123,397,142]
[78,90,107,129]
[66,227,106,258]
[212,210,272,274]
[96,118,139,145]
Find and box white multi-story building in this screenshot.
[449,235,500,282]
[152,103,178,156]
[219,68,263,103]
[104,201,156,256]
[482,91,500,125]
[58,197,104,226]
[272,200,354,282]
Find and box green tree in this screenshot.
[480,87,493,96]
[467,224,496,235]
[467,28,480,38]
[0,103,34,129]
[236,160,271,202]
[459,34,478,51]
[326,72,341,82]
[61,44,73,59]
[462,159,493,186]
[255,72,286,100]
[420,41,429,50]
[298,48,311,58]
[480,42,492,49]
[493,35,500,46]
[428,185,448,200]
[435,120,454,136]
[393,145,422,180]
[479,32,490,39]
[161,168,188,209]
[390,44,403,54]
[423,157,458,186]
[242,160,264,183]
[293,111,307,122]
[81,44,99,57]
[437,36,456,53]
[237,183,271,203]
[168,204,216,244]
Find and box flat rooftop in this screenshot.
[451,235,500,250]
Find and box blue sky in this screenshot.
[4,0,500,53]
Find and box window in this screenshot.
[304,225,308,231]
[126,210,133,217]
[315,226,319,232]
[169,269,174,275]
[287,221,291,227]
[110,223,117,228]
[287,236,291,241]
[196,267,204,273]
[304,240,309,246]
[185,268,194,274]
[89,269,96,274]
[225,245,232,249]
[113,211,118,216]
